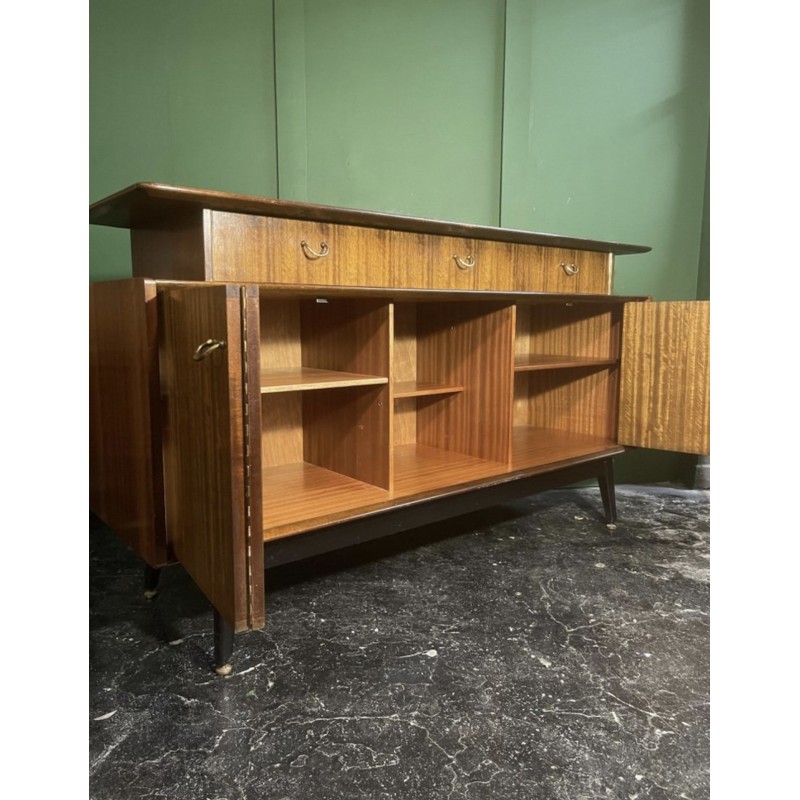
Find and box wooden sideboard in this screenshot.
[89,183,710,674]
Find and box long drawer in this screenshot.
[207,211,611,294]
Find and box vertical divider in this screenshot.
[387,301,395,493]
[506,303,518,468]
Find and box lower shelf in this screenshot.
[393,443,508,496]
[262,433,622,541]
[512,426,622,470]
[262,462,390,535]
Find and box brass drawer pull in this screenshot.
[453,254,476,270]
[193,339,226,361]
[300,240,330,260]
[561,262,579,276]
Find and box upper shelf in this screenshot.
[514,354,619,372]
[88,182,651,256]
[260,367,388,394]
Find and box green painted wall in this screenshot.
[89,0,277,280]
[274,0,506,224]
[501,0,709,302]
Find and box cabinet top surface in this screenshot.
[89,182,651,256]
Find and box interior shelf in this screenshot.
[514,354,617,372]
[511,426,622,471]
[260,367,388,393]
[392,381,464,399]
[393,443,508,496]
[262,461,391,536]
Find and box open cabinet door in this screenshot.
[159,284,264,632]
[618,301,710,455]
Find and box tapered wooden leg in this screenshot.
[213,609,234,676]
[598,458,617,524]
[143,565,161,600]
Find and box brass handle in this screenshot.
[561,262,579,276]
[300,240,330,260]
[193,339,226,361]
[453,254,476,270]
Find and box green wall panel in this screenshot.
[275,0,506,224]
[89,0,277,280]
[502,0,709,301]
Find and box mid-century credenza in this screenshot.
[89,183,709,674]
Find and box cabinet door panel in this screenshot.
[90,279,167,566]
[619,301,709,454]
[159,284,261,631]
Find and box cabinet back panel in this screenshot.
[394,397,417,446]
[516,303,620,360]
[301,297,391,376]
[260,299,302,370]
[392,303,418,383]
[261,394,303,468]
[416,303,514,464]
[517,368,618,439]
[303,385,391,489]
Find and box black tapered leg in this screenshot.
[598,458,617,524]
[213,609,234,676]
[143,565,161,599]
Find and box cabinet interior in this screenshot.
[512,302,621,468]
[259,296,392,533]
[391,301,513,497]
[257,294,623,539]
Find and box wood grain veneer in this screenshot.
[259,295,392,491]
[415,302,516,465]
[618,301,710,454]
[517,248,610,294]
[511,427,623,471]
[514,368,619,440]
[514,354,617,371]
[209,211,392,287]
[260,367,388,393]
[515,302,621,361]
[392,443,508,495]
[391,303,417,446]
[262,462,390,535]
[393,381,464,398]
[158,284,251,631]
[130,212,209,280]
[89,279,167,566]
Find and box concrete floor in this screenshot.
[90,485,709,799]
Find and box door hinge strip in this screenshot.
[240,287,255,628]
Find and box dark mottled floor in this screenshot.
[90,485,710,800]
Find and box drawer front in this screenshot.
[207,211,610,294]
[208,211,391,287]
[391,233,517,291]
[514,246,611,294]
